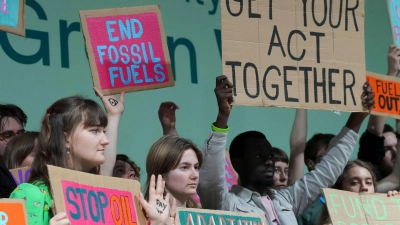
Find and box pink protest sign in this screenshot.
[61,181,137,225]
[80,5,174,95]
[48,165,147,225]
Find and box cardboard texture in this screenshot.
[176,208,267,225]
[323,188,400,225]
[9,166,31,185]
[48,165,146,225]
[0,0,25,36]
[387,0,400,46]
[79,5,175,95]
[221,0,366,111]
[367,72,400,119]
[0,199,28,225]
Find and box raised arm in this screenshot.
[158,102,179,136]
[358,46,400,171]
[288,109,307,185]
[367,46,400,133]
[94,88,125,176]
[377,119,400,192]
[278,82,375,216]
[198,75,233,210]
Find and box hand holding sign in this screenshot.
[214,75,234,129]
[49,212,70,225]
[362,81,375,112]
[139,174,175,225]
[94,87,125,116]
[388,45,400,76]
[387,190,399,197]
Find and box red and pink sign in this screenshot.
[61,180,137,225]
[80,6,174,95]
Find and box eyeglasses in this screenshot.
[274,167,289,176]
[0,129,25,143]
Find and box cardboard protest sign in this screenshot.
[367,72,400,119]
[80,5,174,95]
[0,199,28,225]
[222,0,366,111]
[387,0,400,46]
[48,165,146,225]
[323,188,400,225]
[0,0,25,36]
[176,208,267,225]
[9,166,31,185]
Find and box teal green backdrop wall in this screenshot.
[0,0,394,182]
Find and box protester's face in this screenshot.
[67,122,109,172]
[113,160,139,181]
[341,166,375,193]
[242,137,274,187]
[272,161,289,190]
[0,117,24,159]
[164,149,199,199]
[382,132,397,174]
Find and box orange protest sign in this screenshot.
[367,72,400,119]
[0,199,28,225]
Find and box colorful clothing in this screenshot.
[297,196,324,225]
[10,182,53,225]
[261,196,281,225]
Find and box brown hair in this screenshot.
[271,147,288,164]
[0,104,27,132]
[28,96,107,196]
[115,154,141,179]
[144,135,203,208]
[4,131,39,169]
[304,133,335,171]
[319,160,377,224]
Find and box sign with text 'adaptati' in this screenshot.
[222,0,366,111]
[48,165,147,225]
[176,208,266,225]
[80,5,174,95]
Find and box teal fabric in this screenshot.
[297,198,324,225]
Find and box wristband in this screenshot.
[212,123,229,133]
